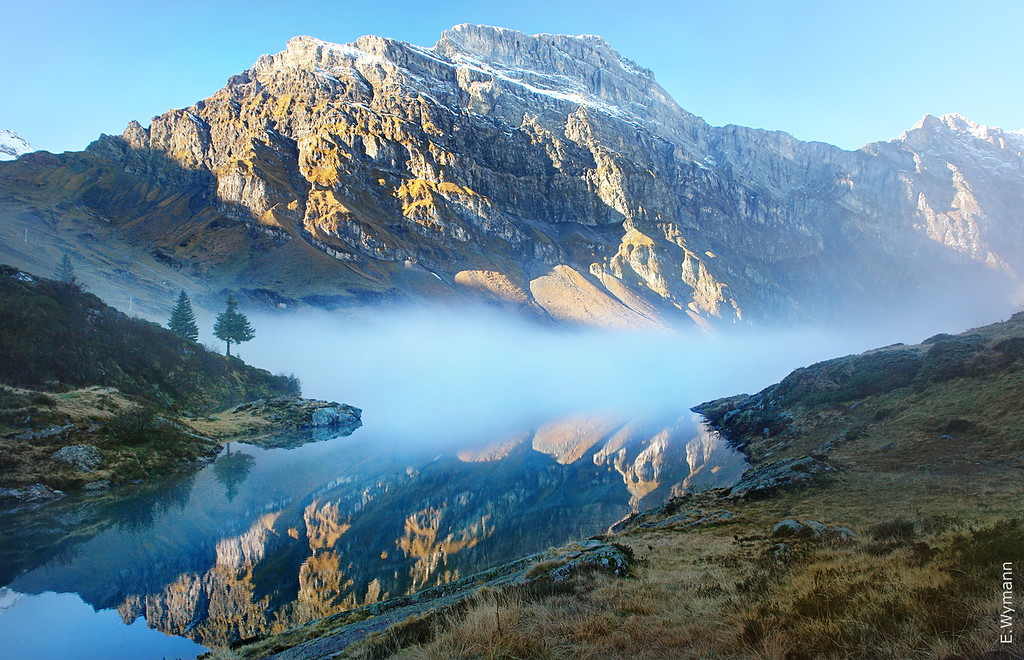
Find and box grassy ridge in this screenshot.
[0,265,300,492]
[0,264,298,412]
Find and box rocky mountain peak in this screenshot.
[241,26,683,136]
[896,113,1024,155]
[0,129,31,161]
[432,24,679,128]
[435,23,648,79]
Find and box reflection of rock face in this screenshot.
[129,513,284,646]
[675,421,750,497]
[304,501,350,551]
[6,410,747,651]
[532,416,623,464]
[216,511,281,570]
[398,506,491,592]
[0,587,23,616]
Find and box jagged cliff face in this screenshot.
[0,25,1021,326]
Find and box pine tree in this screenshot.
[55,253,75,283]
[168,290,199,342]
[213,295,255,357]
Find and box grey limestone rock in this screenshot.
[772,518,805,537]
[52,444,103,472]
[728,456,832,498]
[16,423,75,442]
[772,518,858,543]
[0,483,66,514]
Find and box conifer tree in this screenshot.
[55,253,75,283]
[168,290,199,342]
[213,295,255,357]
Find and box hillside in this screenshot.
[0,26,1021,328]
[0,265,301,495]
[236,314,1024,659]
[0,265,297,410]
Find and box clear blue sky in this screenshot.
[3,0,1022,153]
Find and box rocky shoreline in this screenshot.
[0,392,361,514]
[186,396,362,448]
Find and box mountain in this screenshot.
[0,129,31,161]
[0,25,1021,328]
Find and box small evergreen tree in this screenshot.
[213,295,255,357]
[55,253,75,283]
[168,290,199,342]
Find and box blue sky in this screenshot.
[3,0,1022,153]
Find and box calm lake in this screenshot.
[0,409,745,658]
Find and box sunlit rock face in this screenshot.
[1,25,1021,326]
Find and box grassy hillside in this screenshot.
[236,314,1024,659]
[0,264,298,411]
[0,265,300,493]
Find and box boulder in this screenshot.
[311,405,361,429]
[772,518,804,537]
[15,423,75,442]
[772,518,858,543]
[546,541,631,581]
[52,444,103,472]
[0,483,66,513]
[728,456,832,498]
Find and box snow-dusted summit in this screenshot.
[0,130,31,161]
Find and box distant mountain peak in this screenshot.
[911,112,1015,138]
[0,129,31,161]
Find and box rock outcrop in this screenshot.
[51,445,103,472]
[0,26,1021,327]
[192,396,363,447]
[0,483,65,512]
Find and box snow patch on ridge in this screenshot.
[0,129,31,160]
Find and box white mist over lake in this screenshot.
[237,302,998,444]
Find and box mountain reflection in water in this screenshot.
[0,412,746,653]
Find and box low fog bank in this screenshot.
[235,300,1011,444]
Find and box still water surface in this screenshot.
[0,410,746,658]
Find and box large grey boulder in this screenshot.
[772,518,858,543]
[728,456,832,498]
[52,445,103,472]
[310,405,361,428]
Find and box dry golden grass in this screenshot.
[185,408,270,440]
[345,514,1022,660]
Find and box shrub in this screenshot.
[106,404,160,445]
